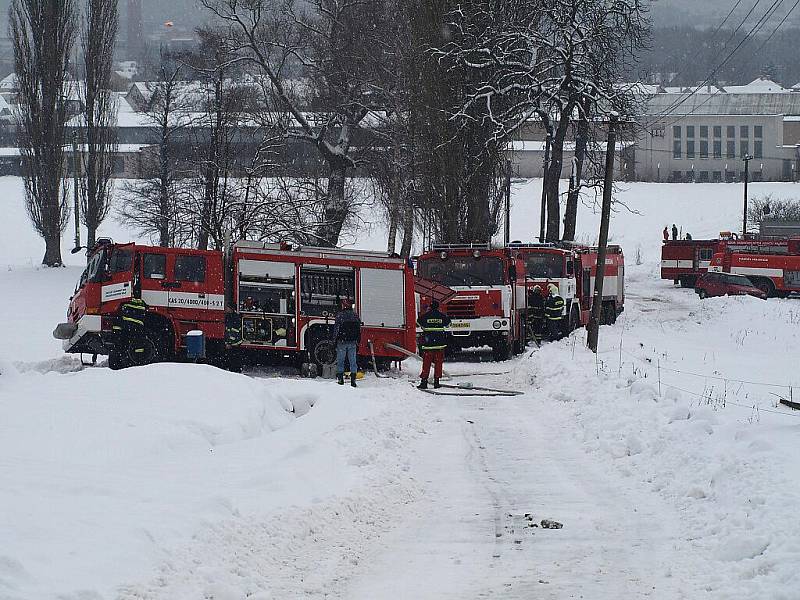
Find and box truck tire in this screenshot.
[311,338,337,368]
[109,331,162,370]
[752,278,775,298]
[492,338,512,362]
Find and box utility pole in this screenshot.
[587,115,618,354]
[504,159,512,245]
[743,154,753,237]
[71,131,82,255]
[539,130,552,243]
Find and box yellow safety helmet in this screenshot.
[548,283,559,295]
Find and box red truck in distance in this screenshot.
[709,237,800,298]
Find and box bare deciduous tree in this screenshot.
[10,0,77,266]
[80,0,118,249]
[119,55,195,247]
[203,0,385,247]
[412,0,511,245]
[442,0,648,241]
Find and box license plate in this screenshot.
[450,322,470,329]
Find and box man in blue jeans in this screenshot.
[333,299,361,387]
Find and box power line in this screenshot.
[752,0,800,54]
[656,0,748,90]
[651,0,787,125]
[652,0,776,121]
[653,0,800,132]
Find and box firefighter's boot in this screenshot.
[417,379,428,390]
[350,372,357,388]
[337,373,344,385]
[433,378,441,389]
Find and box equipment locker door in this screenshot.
[359,267,406,328]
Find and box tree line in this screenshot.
[11,0,649,267]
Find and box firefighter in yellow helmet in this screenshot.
[544,283,565,341]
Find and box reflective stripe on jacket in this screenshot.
[417,308,452,350]
[120,298,146,328]
[545,295,565,320]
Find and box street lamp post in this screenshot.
[742,154,753,237]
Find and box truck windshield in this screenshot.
[418,256,505,287]
[523,253,564,278]
[74,249,106,292]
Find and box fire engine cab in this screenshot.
[54,239,418,371]
[510,243,625,332]
[709,238,800,298]
[415,244,527,360]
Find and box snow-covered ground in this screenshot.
[1,177,800,599]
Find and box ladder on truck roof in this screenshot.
[233,240,407,264]
[430,242,494,251]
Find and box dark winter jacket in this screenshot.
[417,307,452,351]
[545,294,565,321]
[528,292,545,319]
[333,309,362,344]
[671,226,678,240]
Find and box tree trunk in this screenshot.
[87,224,97,250]
[159,186,170,247]
[466,164,492,243]
[387,208,398,254]
[198,171,215,250]
[400,200,414,258]
[42,223,63,267]
[563,114,588,242]
[318,160,348,247]
[545,107,573,241]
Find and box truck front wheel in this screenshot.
[109,332,163,370]
[752,278,775,298]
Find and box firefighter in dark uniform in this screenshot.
[544,283,566,341]
[527,284,546,344]
[112,297,149,362]
[417,300,451,390]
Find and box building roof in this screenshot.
[0,73,17,91]
[722,77,788,94]
[644,92,800,117]
[664,84,723,95]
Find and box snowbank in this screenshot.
[0,359,429,599]
[512,280,800,599]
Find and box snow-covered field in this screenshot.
[1,177,799,599]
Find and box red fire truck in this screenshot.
[415,244,527,360]
[509,243,625,332]
[709,238,800,298]
[54,240,418,371]
[661,239,720,287]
